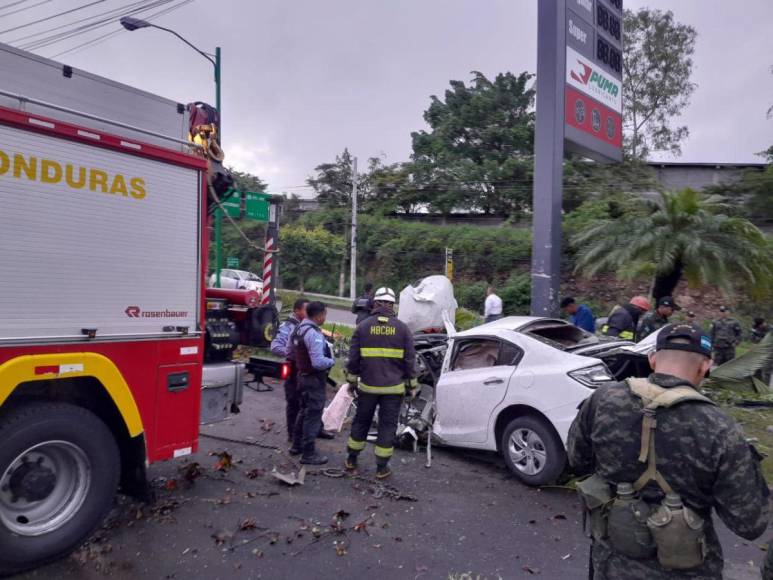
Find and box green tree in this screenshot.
[278,226,344,292]
[623,9,697,159]
[307,148,367,208]
[572,188,773,300]
[229,168,268,193]
[409,71,535,217]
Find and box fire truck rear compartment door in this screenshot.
[0,123,202,341]
[153,363,201,457]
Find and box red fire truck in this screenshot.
[0,43,280,573]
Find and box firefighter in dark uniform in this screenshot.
[568,323,769,579]
[602,296,651,341]
[345,287,417,479]
[290,301,335,465]
[711,305,742,365]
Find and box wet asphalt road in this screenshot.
[19,383,767,580]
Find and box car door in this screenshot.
[220,270,237,289]
[434,337,523,445]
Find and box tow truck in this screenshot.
[0,42,283,574]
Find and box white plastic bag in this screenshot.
[398,275,458,333]
[322,384,354,432]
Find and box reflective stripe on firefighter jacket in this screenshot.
[602,304,639,341]
[346,309,417,395]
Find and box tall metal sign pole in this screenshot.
[531,0,567,317]
[531,0,623,316]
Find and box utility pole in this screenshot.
[445,247,454,281]
[349,157,358,300]
[214,46,223,288]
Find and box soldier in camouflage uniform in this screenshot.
[710,306,742,365]
[568,323,769,580]
[637,296,680,341]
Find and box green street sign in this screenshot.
[220,189,241,218]
[245,191,271,221]
[226,256,240,268]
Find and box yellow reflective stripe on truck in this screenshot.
[360,347,404,359]
[0,353,144,437]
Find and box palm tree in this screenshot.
[572,188,773,300]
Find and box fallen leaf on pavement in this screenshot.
[180,462,203,483]
[246,468,264,479]
[211,451,233,472]
[240,518,258,531]
[212,530,234,546]
[522,565,540,574]
[164,479,178,491]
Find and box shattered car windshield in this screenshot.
[518,320,600,351]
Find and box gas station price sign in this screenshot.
[564,0,623,162]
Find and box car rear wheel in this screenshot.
[501,415,566,486]
[0,402,120,576]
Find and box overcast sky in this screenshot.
[3,0,772,196]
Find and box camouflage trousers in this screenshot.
[713,347,736,366]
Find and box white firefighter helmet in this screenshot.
[373,287,396,303]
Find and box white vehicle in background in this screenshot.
[406,317,651,486]
[208,269,263,292]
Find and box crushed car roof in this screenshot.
[456,316,558,337]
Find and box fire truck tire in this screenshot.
[0,402,120,576]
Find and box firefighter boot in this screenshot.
[376,458,392,480]
[344,452,359,472]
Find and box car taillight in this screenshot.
[280,363,291,380]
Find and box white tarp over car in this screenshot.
[398,275,458,333]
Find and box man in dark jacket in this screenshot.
[568,323,769,579]
[270,298,308,442]
[351,283,375,325]
[602,296,651,341]
[561,297,596,333]
[345,287,417,479]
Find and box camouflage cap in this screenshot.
[656,323,712,358]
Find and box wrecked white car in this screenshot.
[399,317,651,486]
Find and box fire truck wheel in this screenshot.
[0,402,120,576]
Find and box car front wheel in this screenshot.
[501,415,566,486]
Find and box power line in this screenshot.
[48,0,193,58]
[14,0,173,49]
[0,0,105,35]
[0,0,51,18]
[0,0,30,10]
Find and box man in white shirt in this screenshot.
[484,287,503,323]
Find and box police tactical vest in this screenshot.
[292,325,315,374]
